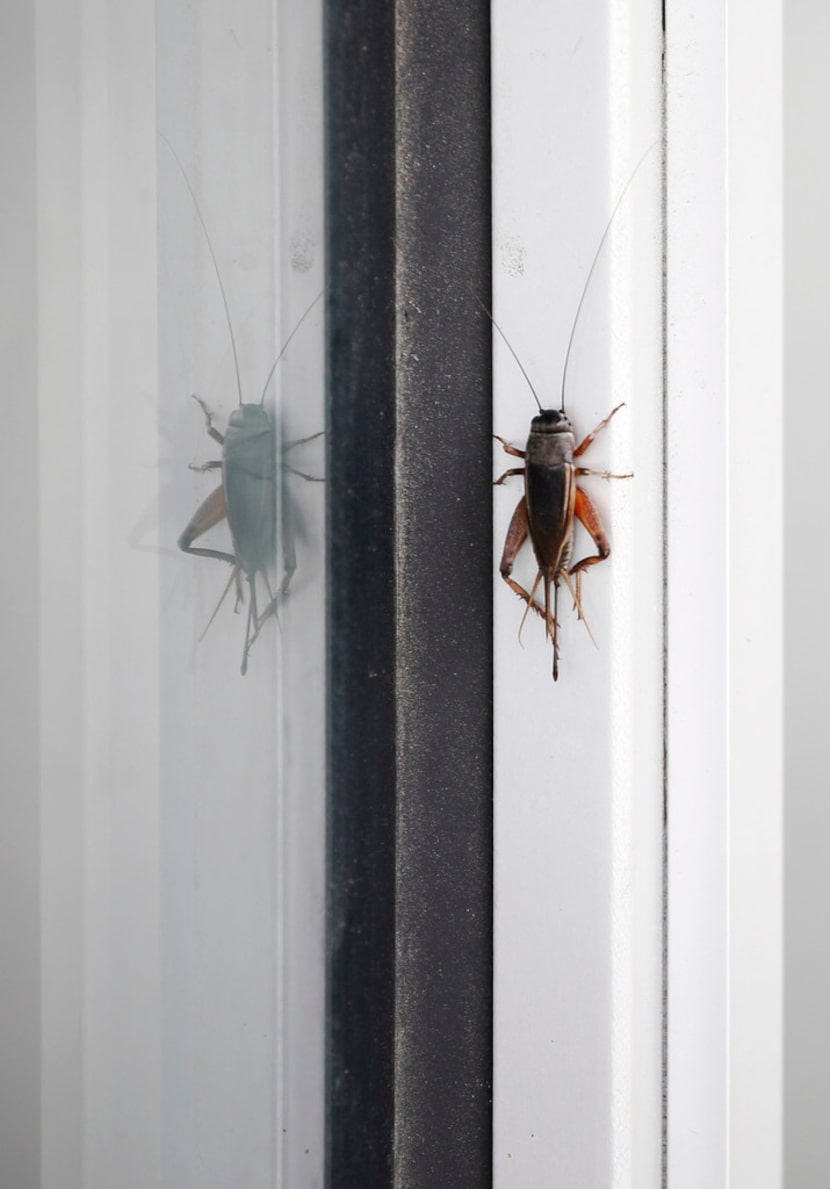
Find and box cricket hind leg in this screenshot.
[199,565,243,641]
[569,486,612,578]
[564,485,611,647]
[178,483,237,566]
[499,498,558,636]
[247,570,286,666]
[516,569,544,644]
[562,569,598,648]
[247,470,300,638]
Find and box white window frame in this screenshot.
[492,0,783,1185]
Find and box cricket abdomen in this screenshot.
[223,404,277,579]
[523,407,577,577]
[525,464,575,574]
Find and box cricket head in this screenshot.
[531,408,573,435]
[228,403,272,433]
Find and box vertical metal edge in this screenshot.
[0,4,41,1183]
[783,2,830,1184]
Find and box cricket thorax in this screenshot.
[526,408,575,469]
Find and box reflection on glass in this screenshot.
[157,1,325,1185]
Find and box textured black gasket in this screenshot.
[325,0,493,1184]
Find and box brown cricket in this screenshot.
[494,402,631,680]
[491,151,654,679]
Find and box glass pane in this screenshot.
[29,1,325,1185]
[156,2,325,1185]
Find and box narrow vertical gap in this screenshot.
[660,16,670,1188]
[0,3,40,1182]
[325,0,398,1183]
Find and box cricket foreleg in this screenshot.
[493,434,527,459]
[573,402,626,458]
[191,394,225,447]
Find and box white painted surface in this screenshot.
[726,0,783,1184]
[666,1,783,1185]
[494,0,784,1183]
[491,2,664,1184]
[30,1,325,1185]
[664,2,729,1183]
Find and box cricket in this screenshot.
[163,136,322,674]
[492,152,654,679]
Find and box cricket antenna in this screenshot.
[258,291,324,406]
[470,287,543,412]
[560,141,657,412]
[159,132,245,409]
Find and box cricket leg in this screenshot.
[178,484,237,566]
[575,467,633,480]
[493,434,526,459]
[493,466,526,487]
[493,425,527,485]
[283,430,324,451]
[561,569,598,647]
[252,475,299,633]
[568,486,613,614]
[285,466,324,482]
[499,498,556,632]
[252,571,281,639]
[573,402,625,458]
[191,394,225,447]
[198,565,241,641]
